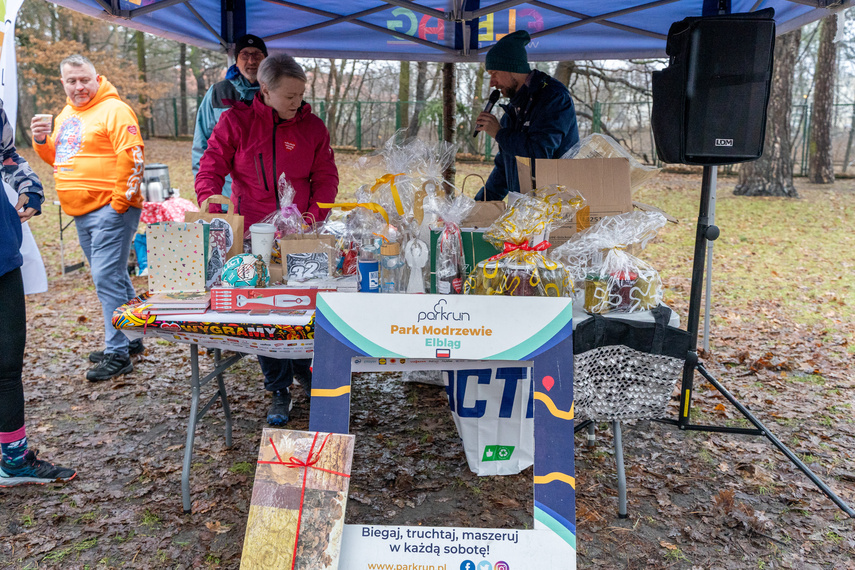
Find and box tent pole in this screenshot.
[442,62,456,196]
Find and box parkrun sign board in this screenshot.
[315,293,573,361]
[310,293,576,570]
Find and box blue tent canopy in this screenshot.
[45,0,852,61]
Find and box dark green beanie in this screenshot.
[485,30,531,74]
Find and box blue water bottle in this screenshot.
[357,241,380,293]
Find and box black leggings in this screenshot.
[0,267,26,434]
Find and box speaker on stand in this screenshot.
[651,8,853,517]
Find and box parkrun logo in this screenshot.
[385,7,545,45]
[417,299,470,323]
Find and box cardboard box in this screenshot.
[517,156,633,247]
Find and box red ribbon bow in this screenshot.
[488,240,551,261]
[258,432,351,570]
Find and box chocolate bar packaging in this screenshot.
[241,429,354,570]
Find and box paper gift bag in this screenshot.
[146,222,210,294]
[184,195,245,261]
[184,195,244,287]
[459,174,506,229]
[241,429,354,570]
[279,233,337,281]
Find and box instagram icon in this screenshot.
[495,563,510,570]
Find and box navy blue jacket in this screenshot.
[478,69,579,201]
[1,103,44,278]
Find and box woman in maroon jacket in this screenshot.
[196,53,338,426]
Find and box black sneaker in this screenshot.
[267,389,292,426]
[89,338,145,363]
[86,353,133,382]
[0,450,77,487]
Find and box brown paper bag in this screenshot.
[279,232,337,281]
[459,174,506,229]
[184,195,244,261]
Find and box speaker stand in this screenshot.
[655,165,854,518]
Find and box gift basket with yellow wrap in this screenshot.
[464,187,585,297]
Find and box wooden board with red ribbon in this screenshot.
[241,429,355,570]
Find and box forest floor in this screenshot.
[1,139,853,569]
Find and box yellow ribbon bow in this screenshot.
[369,173,406,216]
[317,202,389,224]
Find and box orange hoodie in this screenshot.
[34,76,144,216]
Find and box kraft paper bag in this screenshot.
[459,174,506,229]
[443,366,534,476]
[184,195,245,261]
[279,233,337,281]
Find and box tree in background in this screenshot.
[734,30,801,197]
[807,15,837,184]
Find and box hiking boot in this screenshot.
[267,389,292,426]
[86,353,133,382]
[0,450,77,487]
[89,338,145,363]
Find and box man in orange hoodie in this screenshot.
[31,54,145,382]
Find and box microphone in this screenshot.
[472,89,501,137]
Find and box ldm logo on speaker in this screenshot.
[715,138,734,147]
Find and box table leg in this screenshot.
[214,348,233,448]
[612,420,628,519]
[182,344,201,514]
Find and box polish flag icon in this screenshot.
[436,349,451,358]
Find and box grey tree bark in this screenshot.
[734,30,801,198]
[807,15,837,184]
[405,62,429,139]
[442,63,456,195]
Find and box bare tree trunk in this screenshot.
[735,30,800,198]
[406,62,428,139]
[179,43,188,136]
[324,59,337,145]
[189,47,207,98]
[554,61,576,87]
[442,63,456,195]
[807,15,837,184]
[398,61,410,131]
[135,31,150,138]
[466,65,485,154]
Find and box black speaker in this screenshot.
[652,9,776,165]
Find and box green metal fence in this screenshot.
[151,96,855,172]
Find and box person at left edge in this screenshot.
[192,34,267,208]
[31,54,145,382]
[1,101,77,486]
[196,53,338,426]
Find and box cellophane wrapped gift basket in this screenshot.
[464,186,585,297]
[553,210,668,313]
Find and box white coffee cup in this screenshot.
[250,223,276,265]
[34,114,52,125]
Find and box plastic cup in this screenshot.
[250,223,276,265]
[34,114,52,125]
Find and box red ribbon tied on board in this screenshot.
[257,432,351,570]
[488,240,551,261]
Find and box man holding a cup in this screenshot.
[31,54,146,383]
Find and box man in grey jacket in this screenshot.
[192,34,267,201]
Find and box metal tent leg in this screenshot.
[612,421,628,519]
[182,344,201,514]
[214,348,233,448]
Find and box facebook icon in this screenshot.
[460,562,475,570]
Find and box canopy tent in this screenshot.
[45,0,852,62]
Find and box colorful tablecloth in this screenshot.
[113,294,314,357]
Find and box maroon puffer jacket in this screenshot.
[195,95,338,228]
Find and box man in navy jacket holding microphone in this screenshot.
[474,30,580,201]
